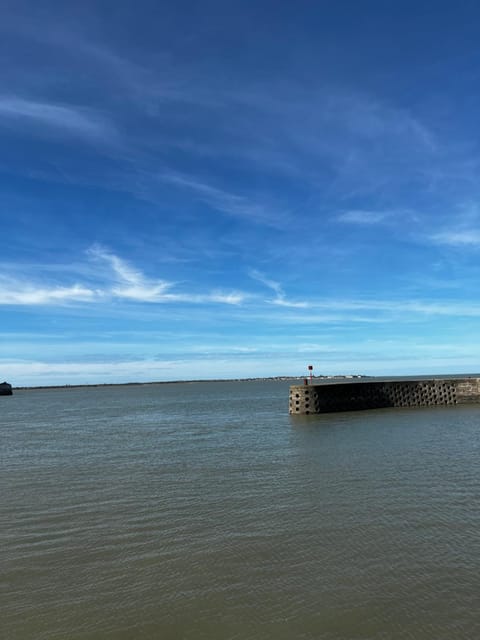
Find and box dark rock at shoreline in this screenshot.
[0,381,13,395]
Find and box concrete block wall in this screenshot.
[289,378,480,415]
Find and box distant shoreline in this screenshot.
[13,375,368,391]
[11,373,480,391]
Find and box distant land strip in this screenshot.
[13,375,368,391]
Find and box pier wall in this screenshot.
[289,378,480,415]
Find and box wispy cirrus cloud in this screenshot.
[88,245,173,301]
[0,281,96,305]
[3,247,480,321]
[0,13,446,208]
[0,23,443,210]
[0,96,116,141]
[225,85,438,197]
[158,172,289,227]
[329,92,436,150]
[337,209,394,225]
[425,204,480,247]
[249,269,309,308]
[429,229,480,246]
[311,298,480,318]
[90,245,246,305]
[242,297,480,326]
[1,19,203,109]
[0,246,246,307]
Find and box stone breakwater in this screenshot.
[289,377,480,415]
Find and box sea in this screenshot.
[2,380,480,640]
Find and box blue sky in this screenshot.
[3,0,480,385]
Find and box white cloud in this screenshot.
[332,93,436,150]
[3,249,480,326]
[90,246,246,305]
[430,229,480,246]
[312,298,480,318]
[337,209,392,225]
[88,245,173,301]
[0,96,115,140]
[155,291,246,305]
[240,297,480,327]
[249,269,309,308]
[0,281,96,305]
[199,291,245,305]
[158,172,288,227]
[249,269,282,295]
[0,246,245,307]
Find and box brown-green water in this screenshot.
[2,380,480,639]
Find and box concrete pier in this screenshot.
[289,377,480,415]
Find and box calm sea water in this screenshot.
[2,380,480,640]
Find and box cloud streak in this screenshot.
[429,229,480,246]
[88,245,173,301]
[337,209,394,225]
[0,281,96,305]
[0,96,116,141]
[249,270,309,308]
[2,248,480,325]
[158,172,288,227]
[0,246,246,307]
